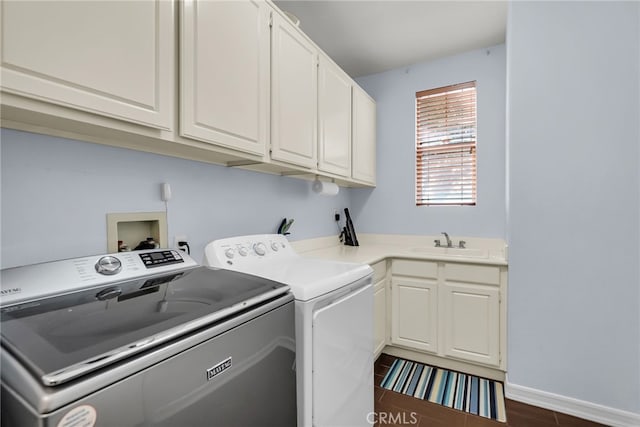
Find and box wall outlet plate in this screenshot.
[174,235,188,247]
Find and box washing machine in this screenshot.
[204,234,374,427]
[1,249,297,426]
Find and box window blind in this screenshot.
[416,81,477,206]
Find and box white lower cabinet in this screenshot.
[371,260,388,357]
[389,259,505,370]
[442,282,500,366]
[373,280,386,358]
[391,278,438,353]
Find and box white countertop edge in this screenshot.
[288,235,341,253]
[291,233,508,267]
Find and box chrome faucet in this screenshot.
[441,232,452,248]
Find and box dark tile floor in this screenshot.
[374,354,608,427]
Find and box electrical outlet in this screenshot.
[334,210,340,222]
[174,234,188,248]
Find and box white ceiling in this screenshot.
[273,1,507,78]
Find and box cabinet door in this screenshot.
[0,1,173,130]
[442,282,500,366]
[391,278,437,353]
[180,0,269,156]
[352,86,376,184]
[270,12,318,168]
[318,55,351,177]
[373,279,386,357]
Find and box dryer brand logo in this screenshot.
[1,287,21,296]
[207,357,232,381]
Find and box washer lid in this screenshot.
[1,267,289,386]
[237,257,373,301]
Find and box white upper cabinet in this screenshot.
[352,86,377,184]
[0,0,173,130]
[270,11,318,169]
[317,55,352,177]
[180,0,269,156]
[0,0,376,186]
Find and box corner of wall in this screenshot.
[505,381,640,427]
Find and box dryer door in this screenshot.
[312,281,374,426]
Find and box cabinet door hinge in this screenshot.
[269,12,273,28]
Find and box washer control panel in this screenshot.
[139,250,184,268]
[1,249,198,308]
[204,234,296,270]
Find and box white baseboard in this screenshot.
[505,381,640,427]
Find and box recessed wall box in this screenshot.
[106,212,168,252]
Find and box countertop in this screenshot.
[291,234,508,267]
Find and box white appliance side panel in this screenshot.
[312,283,374,426]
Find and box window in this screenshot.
[416,81,477,206]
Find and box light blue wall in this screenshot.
[507,1,640,413]
[0,129,350,268]
[351,44,506,238]
[3,15,638,416]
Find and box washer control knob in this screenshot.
[253,243,266,256]
[225,248,235,259]
[271,242,280,251]
[238,246,249,256]
[95,256,122,275]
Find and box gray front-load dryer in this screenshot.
[1,249,297,426]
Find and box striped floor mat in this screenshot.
[380,357,506,422]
